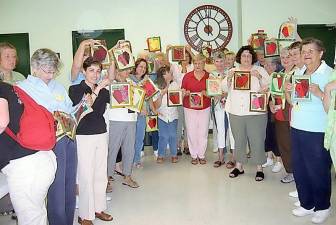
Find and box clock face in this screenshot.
[184,5,233,52]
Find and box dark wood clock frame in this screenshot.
[184,5,233,52]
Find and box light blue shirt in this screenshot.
[291,61,333,132]
[17,75,74,114]
[70,72,85,85]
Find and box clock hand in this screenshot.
[197,12,208,28]
[207,17,210,36]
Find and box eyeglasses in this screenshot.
[301,49,319,55]
[40,67,56,75]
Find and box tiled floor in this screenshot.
[1,143,335,225]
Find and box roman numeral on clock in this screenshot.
[204,8,211,18]
[213,10,219,19]
[190,34,200,43]
[214,40,220,48]
[196,11,204,21]
[196,40,204,50]
[218,33,227,41]
[188,26,197,33]
[218,18,226,24]
[220,26,229,31]
[188,17,198,24]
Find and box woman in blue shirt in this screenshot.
[287,38,333,224]
[18,48,77,225]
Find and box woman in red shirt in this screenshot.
[182,54,211,165]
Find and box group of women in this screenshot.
[0,34,335,225]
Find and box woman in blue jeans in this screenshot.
[129,58,150,168]
[153,66,179,163]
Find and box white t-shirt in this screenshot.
[210,70,227,111]
[170,63,194,88]
[294,65,307,75]
[154,81,179,123]
[223,65,271,116]
[108,106,137,122]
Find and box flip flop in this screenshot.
[191,158,198,165]
[95,212,113,221]
[225,161,235,169]
[122,178,140,188]
[213,160,224,168]
[114,170,125,177]
[229,168,245,178]
[255,171,265,182]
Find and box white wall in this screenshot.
[241,0,336,43]
[0,0,181,86]
[0,0,335,87]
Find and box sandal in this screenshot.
[122,177,140,188]
[177,148,182,156]
[156,157,164,163]
[199,158,207,165]
[171,156,178,163]
[255,171,264,182]
[229,168,244,178]
[108,176,114,182]
[106,180,113,193]
[0,210,14,216]
[213,160,225,168]
[191,158,198,165]
[134,162,143,168]
[183,147,190,155]
[81,219,93,225]
[114,170,124,177]
[247,152,251,158]
[225,161,235,169]
[95,211,113,221]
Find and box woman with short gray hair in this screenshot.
[18,48,77,225]
[287,38,333,224]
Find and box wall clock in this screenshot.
[184,5,233,52]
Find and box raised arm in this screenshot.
[107,61,117,82]
[288,17,302,42]
[185,45,195,60]
[71,39,99,81]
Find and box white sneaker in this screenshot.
[106,196,112,201]
[141,151,144,157]
[294,200,300,207]
[289,190,298,198]
[272,162,283,173]
[262,158,273,168]
[75,195,79,209]
[154,150,158,157]
[292,206,314,217]
[281,173,294,183]
[312,208,331,224]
